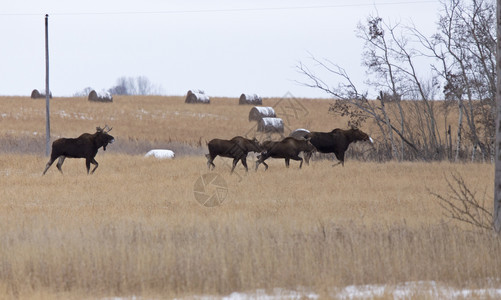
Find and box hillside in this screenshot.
[0,95,458,159]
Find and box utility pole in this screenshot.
[45,14,51,156]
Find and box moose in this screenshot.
[255,137,316,171]
[206,136,261,173]
[304,127,373,166]
[42,126,115,175]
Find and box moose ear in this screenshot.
[96,127,103,132]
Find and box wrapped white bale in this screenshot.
[88,90,113,102]
[185,89,210,104]
[248,106,276,121]
[239,93,262,105]
[257,117,284,133]
[145,149,175,159]
[289,128,310,140]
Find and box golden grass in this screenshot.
[0,95,457,147]
[0,96,340,145]
[0,95,496,299]
[0,153,497,299]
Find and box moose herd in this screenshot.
[206,127,374,173]
[41,125,373,175]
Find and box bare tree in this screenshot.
[73,86,93,97]
[494,0,501,232]
[430,173,492,231]
[108,76,160,96]
[298,0,495,163]
[420,0,496,161]
[136,76,152,95]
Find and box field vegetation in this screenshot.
[0,96,497,299]
[0,96,462,158]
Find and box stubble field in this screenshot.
[0,96,497,299]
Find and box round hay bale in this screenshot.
[239,93,262,105]
[31,89,51,99]
[145,149,175,159]
[185,89,210,104]
[31,89,41,99]
[88,90,113,102]
[289,128,310,140]
[88,90,98,101]
[248,106,276,121]
[257,117,284,134]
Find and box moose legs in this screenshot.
[256,153,304,171]
[255,153,270,171]
[206,154,216,170]
[285,155,304,168]
[43,155,100,175]
[42,155,65,175]
[42,157,55,175]
[231,157,248,174]
[86,158,99,174]
[332,151,345,167]
[56,156,66,173]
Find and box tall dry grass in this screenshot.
[0,153,497,299]
[0,96,343,149]
[0,95,467,163]
[0,95,497,298]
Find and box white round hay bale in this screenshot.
[185,89,210,104]
[88,89,113,102]
[248,106,276,121]
[239,93,263,105]
[145,149,175,159]
[289,128,310,139]
[257,117,284,133]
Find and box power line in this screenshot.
[0,1,440,16]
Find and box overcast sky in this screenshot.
[1,0,441,98]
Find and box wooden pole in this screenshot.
[45,14,51,156]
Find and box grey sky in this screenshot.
[1,0,441,98]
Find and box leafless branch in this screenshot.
[430,172,492,231]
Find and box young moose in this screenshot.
[42,126,115,175]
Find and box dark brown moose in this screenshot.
[304,127,373,166]
[255,137,316,171]
[42,126,115,175]
[206,136,261,173]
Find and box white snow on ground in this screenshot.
[55,110,94,120]
[169,282,501,300]
[332,281,501,299]
[134,109,227,120]
[144,149,175,159]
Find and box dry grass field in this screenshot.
[0,95,457,155]
[0,96,497,299]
